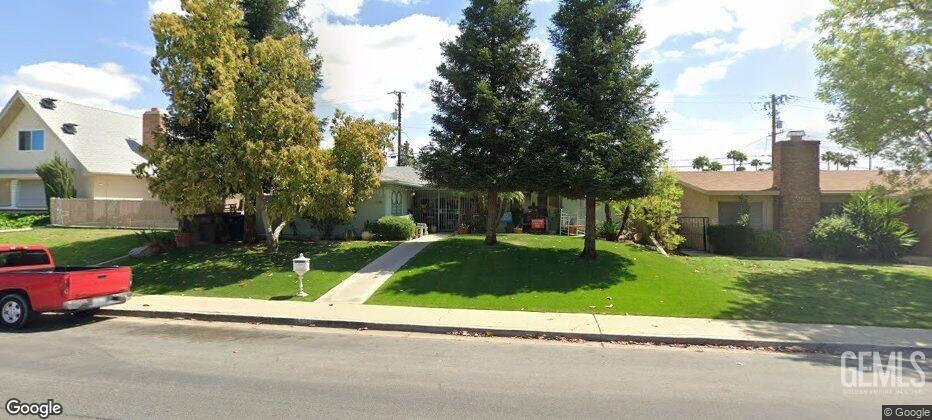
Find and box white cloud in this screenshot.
[314,14,458,116]
[0,62,144,114]
[671,58,735,96]
[148,0,182,15]
[639,0,828,54]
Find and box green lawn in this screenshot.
[369,234,932,328]
[131,240,398,301]
[0,227,144,266]
[0,227,398,302]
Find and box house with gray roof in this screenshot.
[0,91,153,211]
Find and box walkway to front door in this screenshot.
[316,234,447,304]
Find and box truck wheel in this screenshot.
[0,294,31,330]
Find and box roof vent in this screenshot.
[40,98,58,110]
[62,123,78,135]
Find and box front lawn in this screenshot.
[369,235,932,328]
[0,227,143,265]
[1,227,399,302]
[131,240,398,301]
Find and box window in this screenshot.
[0,250,51,268]
[718,201,764,230]
[17,130,45,151]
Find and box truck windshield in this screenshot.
[0,250,51,268]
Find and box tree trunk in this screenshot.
[619,204,632,232]
[256,194,281,254]
[485,191,499,245]
[581,196,597,260]
[603,202,613,224]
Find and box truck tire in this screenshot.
[0,294,31,330]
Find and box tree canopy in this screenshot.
[540,0,664,259]
[420,0,544,245]
[815,0,930,188]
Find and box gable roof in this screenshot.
[380,165,428,187]
[676,170,927,195]
[0,91,145,176]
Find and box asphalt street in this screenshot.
[1,314,927,419]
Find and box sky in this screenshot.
[0,0,869,170]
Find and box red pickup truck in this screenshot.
[0,245,132,329]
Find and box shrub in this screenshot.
[0,213,50,230]
[750,231,785,257]
[809,215,863,259]
[707,224,754,255]
[376,216,416,240]
[843,188,917,261]
[599,219,619,236]
[35,154,77,208]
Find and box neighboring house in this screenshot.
[0,91,156,211]
[676,131,931,256]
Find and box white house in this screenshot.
[0,91,155,211]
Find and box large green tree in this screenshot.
[815,0,930,188]
[419,0,544,245]
[542,0,664,259]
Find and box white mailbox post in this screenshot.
[292,253,310,297]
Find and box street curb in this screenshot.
[99,308,929,355]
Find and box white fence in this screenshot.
[50,198,177,230]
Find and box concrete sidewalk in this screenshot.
[102,295,931,353]
[316,234,446,304]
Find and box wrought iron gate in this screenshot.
[678,216,709,252]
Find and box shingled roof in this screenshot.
[676,170,923,194]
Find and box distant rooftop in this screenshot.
[676,170,922,194]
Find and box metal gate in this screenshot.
[678,217,709,252]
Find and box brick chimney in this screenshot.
[773,130,821,256]
[142,108,163,150]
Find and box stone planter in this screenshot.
[513,227,524,234]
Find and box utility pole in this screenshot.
[763,94,795,157]
[389,91,405,166]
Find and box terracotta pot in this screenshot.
[174,232,193,249]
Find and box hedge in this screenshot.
[707,224,755,256]
[376,216,416,240]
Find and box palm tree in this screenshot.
[822,151,839,170]
[840,154,858,170]
[726,150,748,171]
[692,156,711,171]
[708,161,723,171]
[749,158,763,171]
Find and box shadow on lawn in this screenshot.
[719,265,932,329]
[131,240,392,295]
[380,239,634,297]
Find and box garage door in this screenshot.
[17,180,47,209]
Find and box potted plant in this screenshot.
[600,219,620,242]
[174,218,194,249]
[360,220,375,241]
[457,223,469,235]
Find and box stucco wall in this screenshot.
[88,174,154,200]
[679,187,775,230]
[905,196,932,257]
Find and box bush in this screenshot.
[0,213,49,230]
[707,224,754,255]
[809,215,863,259]
[376,216,416,240]
[843,188,917,261]
[599,219,619,236]
[751,231,785,257]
